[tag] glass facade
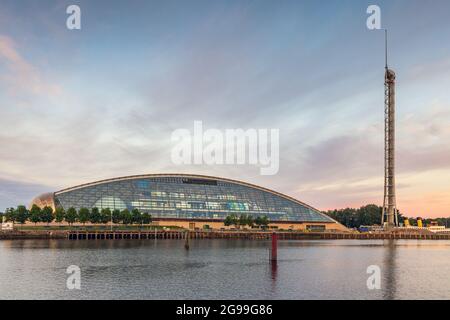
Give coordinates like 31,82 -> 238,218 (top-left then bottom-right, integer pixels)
54,176 -> 333,222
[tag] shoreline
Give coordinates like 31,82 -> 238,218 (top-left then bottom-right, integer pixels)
2,229 -> 450,240
0,230 -> 67,240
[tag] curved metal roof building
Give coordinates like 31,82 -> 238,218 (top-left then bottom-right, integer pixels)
31,174 -> 344,229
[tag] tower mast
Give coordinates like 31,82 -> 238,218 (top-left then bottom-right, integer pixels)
382,29 -> 398,227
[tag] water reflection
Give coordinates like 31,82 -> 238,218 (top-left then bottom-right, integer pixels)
270,260 -> 277,281
1,239 -> 449,299
382,240 -> 397,300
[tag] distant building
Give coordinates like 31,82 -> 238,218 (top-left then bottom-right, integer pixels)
359,225 -> 384,233
1,215 -> 14,231
30,174 -> 347,231
427,225 -> 450,233
398,220 -> 450,234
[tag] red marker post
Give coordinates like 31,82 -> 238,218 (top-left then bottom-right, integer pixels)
270,232 -> 278,262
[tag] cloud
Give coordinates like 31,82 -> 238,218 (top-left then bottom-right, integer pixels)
0,178 -> 53,211
0,34 -> 61,98
0,1 -> 449,218
406,57 -> 450,83
276,103 -> 450,216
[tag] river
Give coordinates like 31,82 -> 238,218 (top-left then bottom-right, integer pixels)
0,239 -> 449,299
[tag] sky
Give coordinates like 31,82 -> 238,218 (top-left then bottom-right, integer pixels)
0,0 -> 449,218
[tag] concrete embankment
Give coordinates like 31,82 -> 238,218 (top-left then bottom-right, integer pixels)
0,230 -> 67,240
61,230 -> 450,240
2,230 -> 450,240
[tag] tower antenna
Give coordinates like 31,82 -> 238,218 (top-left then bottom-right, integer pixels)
385,29 -> 388,69
381,28 -> 398,228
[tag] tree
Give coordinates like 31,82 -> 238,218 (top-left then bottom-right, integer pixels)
324,205 -> 429,228
112,209 -> 122,224
121,209 -> 132,225
246,214 -> 254,227
324,205 -> 385,228
90,207 -> 101,224
255,215 -> 269,229
14,205 -> 29,224
436,218 -> 450,228
41,206 -> 54,225
224,214 -> 238,227
55,207 -> 65,224
78,207 -> 90,225
29,204 -> 42,225
100,208 -> 111,224
142,212 -> 152,225
223,214 -> 255,228
355,205 -> 381,226
65,207 -> 78,225
131,208 -> 142,225
239,214 -> 253,228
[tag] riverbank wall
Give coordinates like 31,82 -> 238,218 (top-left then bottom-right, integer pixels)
2,229 -> 450,240
0,230 -> 67,240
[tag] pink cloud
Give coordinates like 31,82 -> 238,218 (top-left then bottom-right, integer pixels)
0,34 -> 62,97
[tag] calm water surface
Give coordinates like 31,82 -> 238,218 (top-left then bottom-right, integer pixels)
0,239 -> 449,299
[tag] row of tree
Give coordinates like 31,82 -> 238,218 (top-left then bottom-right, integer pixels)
2,205 -> 152,225
223,214 -> 269,228
3,204 -> 447,229
324,205 -> 387,228
323,204 -> 450,228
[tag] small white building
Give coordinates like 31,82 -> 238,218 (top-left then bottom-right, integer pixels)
427,225 -> 450,233
1,216 -> 14,231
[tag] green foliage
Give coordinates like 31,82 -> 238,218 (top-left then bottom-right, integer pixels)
55,207 -> 65,223
141,212 -> 152,225
78,207 -> 90,224
254,215 -> 269,228
324,204 -> 406,228
223,214 -> 268,228
65,207 -> 78,225
131,208 -> 142,224
29,204 -> 41,224
100,208 -> 111,224
224,214 -> 238,226
121,209 -> 132,225
14,205 -> 29,224
40,206 -> 54,225
8,201 -> 450,230
89,207 -> 101,224
112,209 -> 122,224
239,214 -> 254,227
